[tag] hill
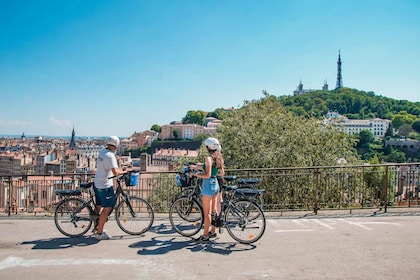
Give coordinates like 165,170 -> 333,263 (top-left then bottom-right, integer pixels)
278,87 -> 420,120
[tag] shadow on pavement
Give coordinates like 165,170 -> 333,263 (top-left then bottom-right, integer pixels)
129,235 -> 255,256
148,223 -> 176,235
18,236 -> 99,250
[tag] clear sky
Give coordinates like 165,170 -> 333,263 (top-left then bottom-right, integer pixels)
1,0 -> 419,137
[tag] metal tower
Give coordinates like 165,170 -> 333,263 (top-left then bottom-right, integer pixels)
335,50 -> 343,90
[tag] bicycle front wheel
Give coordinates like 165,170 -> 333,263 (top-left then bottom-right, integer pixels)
115,196 -> 154,235
225,199 -> 266,244
169,196 -> 203,237
54,197 -> 93,237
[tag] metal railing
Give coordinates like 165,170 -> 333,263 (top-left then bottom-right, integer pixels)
1,163 -> 419,216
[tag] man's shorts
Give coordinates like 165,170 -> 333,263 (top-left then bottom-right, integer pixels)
201,177 -> 219,196
94,186 -> 116,208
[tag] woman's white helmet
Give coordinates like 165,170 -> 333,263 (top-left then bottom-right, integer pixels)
106,136 -> 120,148
204,137 -> 221,151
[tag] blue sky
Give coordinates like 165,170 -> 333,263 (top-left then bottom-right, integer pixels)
1,0 -> 419,137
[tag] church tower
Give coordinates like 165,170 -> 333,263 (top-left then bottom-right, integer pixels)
335,50 -> 343,90
322,79 -> 328,91
69,127 -> 76,150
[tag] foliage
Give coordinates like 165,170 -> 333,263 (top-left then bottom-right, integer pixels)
147,174 -> 179,212
194,133 -> 210,142
392,111 -> 417,129
207,108 -> 227,120
278,88 -> 420,120
150,124 -> 161,133
217,94 -> 360,169
412,120 -> 420,134
172,129 -> 179,139
384,148 -> 406,163
398,124 -> 413,139
357,130 -> 374,147
277,88 -> 420,162
128,146 -> 150,157
182,110 -> 206,125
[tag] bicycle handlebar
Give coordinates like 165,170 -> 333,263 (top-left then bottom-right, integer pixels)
108,172 -> 130,180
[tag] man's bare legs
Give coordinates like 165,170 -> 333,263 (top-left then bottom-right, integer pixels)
95,206 -> 112,234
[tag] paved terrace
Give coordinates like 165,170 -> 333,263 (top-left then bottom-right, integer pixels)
1,209 -> 420,280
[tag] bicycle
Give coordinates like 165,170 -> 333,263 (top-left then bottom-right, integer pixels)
54,172 -> 154,238
169,172 -> 266,244
225,176 -> 265,209
174,163 -> 264,207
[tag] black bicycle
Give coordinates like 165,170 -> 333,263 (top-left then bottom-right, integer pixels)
174,163 -> 264,207
54,172 -> 154,237
169,171 -> 266,244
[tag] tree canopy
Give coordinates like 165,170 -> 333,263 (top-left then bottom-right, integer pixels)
278,88 -> 420,121
182,110 -> 206,125
217,94 -> 360,169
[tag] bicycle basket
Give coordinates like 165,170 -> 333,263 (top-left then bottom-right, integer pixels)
176,173 -> 190,187
125,172 -> 139,186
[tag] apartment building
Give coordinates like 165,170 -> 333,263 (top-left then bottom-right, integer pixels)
152,148 -> 199,166
160,121 -> 218,140
324,111 -> 391,138
0,153 -> 29,175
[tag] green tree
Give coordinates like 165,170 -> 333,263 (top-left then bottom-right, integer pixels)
358,130 -> 374,147
385,122 -> 394,137
194,133 -> 210,142
173,129 -> 180,139
182,110 -> 206,125
391,111 -> 417,129
218,94 -> 360,169
385,149 -> 406,163
150,124 -> 161,133
412,120 -> 420,134
207,108 -> 226,119
398,124 -> 413,139
278,88 -> 420,122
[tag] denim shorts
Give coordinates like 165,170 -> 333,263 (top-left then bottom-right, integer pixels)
201,177 -> 219,196
94,186 -> 116,208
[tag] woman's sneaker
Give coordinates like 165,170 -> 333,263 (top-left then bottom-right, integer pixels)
94,232 -> 110,240
208,232 -> 217,238
195,235 -> 209,243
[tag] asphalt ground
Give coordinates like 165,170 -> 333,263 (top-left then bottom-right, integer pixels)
1,210 -> 420,280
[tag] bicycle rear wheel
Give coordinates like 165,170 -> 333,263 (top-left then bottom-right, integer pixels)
169,196 -> 203,237
225,199 -> 266,244
115,196 -> 154,235
54,197 -> 93,237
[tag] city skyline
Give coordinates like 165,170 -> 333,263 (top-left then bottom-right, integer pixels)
1,0 -> 419,137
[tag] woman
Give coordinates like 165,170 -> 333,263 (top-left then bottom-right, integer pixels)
190,137 -> 225,243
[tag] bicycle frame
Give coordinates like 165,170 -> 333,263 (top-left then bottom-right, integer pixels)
54,172 -> 155,237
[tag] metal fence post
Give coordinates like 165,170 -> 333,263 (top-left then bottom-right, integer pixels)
7,176 -> 12,216
383,165 -> 389,213
313,169 -> 320,215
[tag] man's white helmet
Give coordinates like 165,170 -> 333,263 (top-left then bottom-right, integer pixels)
204,137 -> 221,151
106,136 -> 120,148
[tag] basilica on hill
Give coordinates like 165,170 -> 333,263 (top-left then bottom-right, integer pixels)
293,50 -> 343,96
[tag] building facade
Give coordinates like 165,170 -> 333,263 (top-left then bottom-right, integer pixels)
323,111 -> 391,138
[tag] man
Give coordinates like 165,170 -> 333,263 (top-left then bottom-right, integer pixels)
93,135 -> 121,240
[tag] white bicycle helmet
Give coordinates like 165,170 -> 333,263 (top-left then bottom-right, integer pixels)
106,136 -> 120,148
204,137 -> 221,151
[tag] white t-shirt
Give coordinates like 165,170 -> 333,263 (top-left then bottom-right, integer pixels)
94,148 -> 118,189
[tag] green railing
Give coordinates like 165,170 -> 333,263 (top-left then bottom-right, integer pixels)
1,163 -> 419,216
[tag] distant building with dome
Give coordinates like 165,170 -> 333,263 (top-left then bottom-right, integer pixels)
293,51 -> 343,96
293,80 -> 329,96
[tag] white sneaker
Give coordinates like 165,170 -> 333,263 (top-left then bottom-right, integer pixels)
94,232 -> 110,240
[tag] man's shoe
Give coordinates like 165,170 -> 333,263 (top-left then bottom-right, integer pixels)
195,235 -> 209,243
94,232 -> 110,240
